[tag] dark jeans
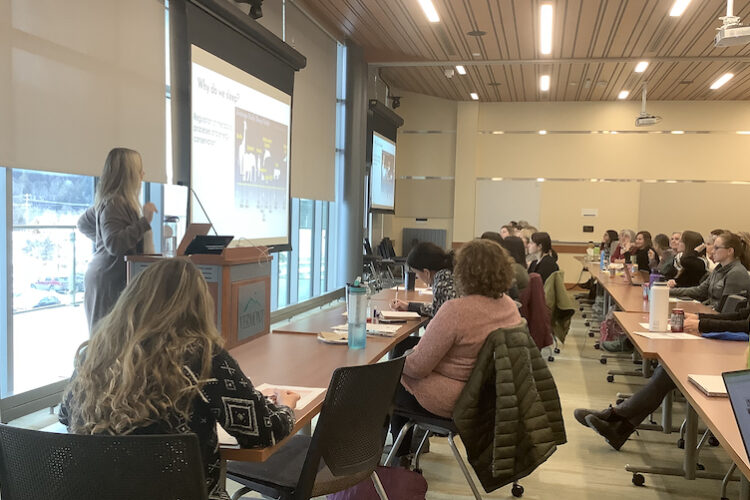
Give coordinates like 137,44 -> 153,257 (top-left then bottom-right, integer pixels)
389,383 -> 441,457
615,365 -> 676,426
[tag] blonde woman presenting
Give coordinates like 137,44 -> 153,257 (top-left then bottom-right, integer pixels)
77,148 -> 157,332
59,259 -> 298,500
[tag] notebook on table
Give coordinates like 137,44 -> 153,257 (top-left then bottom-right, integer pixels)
688,374 -> 728,397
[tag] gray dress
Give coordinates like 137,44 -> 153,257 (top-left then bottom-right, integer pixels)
78,197 -> 151,332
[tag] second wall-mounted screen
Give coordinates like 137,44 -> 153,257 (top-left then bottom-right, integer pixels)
370,131 -> 396,211
190,45 -> 291,246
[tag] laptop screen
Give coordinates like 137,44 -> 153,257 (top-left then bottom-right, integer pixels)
723,369 -> 750,459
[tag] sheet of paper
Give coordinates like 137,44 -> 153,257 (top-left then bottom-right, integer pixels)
331,323 -> 401,334
632,331 -> 702,340
688,374 -> 728,397
639,322 -> 672,331
380,310 -> 421,320
669,297 -> 700,304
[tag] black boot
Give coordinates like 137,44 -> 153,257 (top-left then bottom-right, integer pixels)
573,406 -> 617,427
585,413 -> 637,451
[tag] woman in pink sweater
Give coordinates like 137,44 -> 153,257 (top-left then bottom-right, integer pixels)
390,238 -> 523,458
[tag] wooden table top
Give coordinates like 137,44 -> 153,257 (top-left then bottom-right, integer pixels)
222,286 -> 429,462
613,310 -> 750,480
659,340 -> 750,481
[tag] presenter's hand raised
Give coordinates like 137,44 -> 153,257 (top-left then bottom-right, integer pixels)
143,202 -> 158,223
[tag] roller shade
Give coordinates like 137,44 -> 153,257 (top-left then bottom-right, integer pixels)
0,0 -> 166,182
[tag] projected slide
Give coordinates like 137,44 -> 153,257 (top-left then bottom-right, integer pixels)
371,132 -> 396,211
191,45 -> 291,246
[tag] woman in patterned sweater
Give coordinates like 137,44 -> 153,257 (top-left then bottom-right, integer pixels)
59,259 -> 297,500
390,241 -> 457,317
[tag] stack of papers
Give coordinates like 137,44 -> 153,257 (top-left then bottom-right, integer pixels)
380,310 -> 421,320
632,331 -> 702,340
331,323 -> 402,336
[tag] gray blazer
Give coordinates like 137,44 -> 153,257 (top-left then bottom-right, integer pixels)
670,259 -> 750,310
78,197 -> 150,332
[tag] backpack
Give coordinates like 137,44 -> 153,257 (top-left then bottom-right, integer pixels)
327,466 -> 427,500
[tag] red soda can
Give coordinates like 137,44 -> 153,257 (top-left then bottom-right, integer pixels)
671,309 -> 684,332
642,283 -> 649,301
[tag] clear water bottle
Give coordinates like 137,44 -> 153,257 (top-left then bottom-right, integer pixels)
600,247 -> 607,270
347,283 -> 367,350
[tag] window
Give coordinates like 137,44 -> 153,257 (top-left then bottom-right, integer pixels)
8,170 -> 95,396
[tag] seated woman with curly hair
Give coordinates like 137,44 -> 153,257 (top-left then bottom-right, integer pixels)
59,259 -> 297,500
389,238 -> 522,460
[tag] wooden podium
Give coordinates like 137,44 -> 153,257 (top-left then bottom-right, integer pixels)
126,246 -> 273,350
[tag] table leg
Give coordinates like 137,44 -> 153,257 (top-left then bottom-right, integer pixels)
683,403 -> 698,480
662,390 -> 673,435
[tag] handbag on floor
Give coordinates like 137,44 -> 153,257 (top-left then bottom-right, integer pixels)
326,466 -> 427,500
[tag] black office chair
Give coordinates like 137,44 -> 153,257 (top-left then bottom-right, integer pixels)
384,410 -> 525,499
0,425 -> 207,500
227,356 -> 406,500
718,293 -> 748,314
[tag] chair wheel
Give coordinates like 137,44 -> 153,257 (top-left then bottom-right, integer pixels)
582,313 -> 587,318
588,331 -> 595,337
585,321 -> 590,327
632,473 -> 645,486
511,483 -> 524,497
547,356 -> 555,362
594,343 -> 601,350
600,357 -> 607,364
709,436 -> 720,447
607,375 -> 614,383
696,462 -> 705,471
616,398 -> 624,405
554,348 -> 560,354
677,438 -> 685,449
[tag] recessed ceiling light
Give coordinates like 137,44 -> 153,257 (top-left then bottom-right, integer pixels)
634,61 -> 649,73
618,90 -> 630,99
569,82 -> 578,86
537,177 -> 546,182
710,73 -> 734,89
470,92 -> 479,100
538,130 -> 547,135
737,131 -> 750,135
671,130 -> 685,134
492,131 -> 505,135
418,0 -> 440,22
467,30 -> 486,37
455,65 -> 467,75
540,4 -> 553,55
472,52 -> 481,57
540,75 -> 550,91
669,0 -> 691,17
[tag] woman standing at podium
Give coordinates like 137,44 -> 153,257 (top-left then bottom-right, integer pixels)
77,148 -> 157,332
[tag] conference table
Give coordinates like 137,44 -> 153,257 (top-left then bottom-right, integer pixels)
614,310 -> 750,498
221,287 -> 429,462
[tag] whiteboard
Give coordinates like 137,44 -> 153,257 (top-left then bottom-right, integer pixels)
475,179 -> 541,235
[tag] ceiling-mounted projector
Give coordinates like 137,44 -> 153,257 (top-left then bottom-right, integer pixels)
634,83 -> 662,127
714,1 -> 749,47
715,25 -> 750,46
635,114 -> 660,127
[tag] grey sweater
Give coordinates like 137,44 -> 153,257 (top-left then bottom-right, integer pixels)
78,197 -> 150,332
670,259 -> 750,310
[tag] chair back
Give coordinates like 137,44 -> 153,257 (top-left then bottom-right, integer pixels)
363,238 -> 375,257
295,357 -> 406,496
0,425 -> 207,500
720,293 -> 748,313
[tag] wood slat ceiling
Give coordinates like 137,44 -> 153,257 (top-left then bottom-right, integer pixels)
293,0 -> 750,101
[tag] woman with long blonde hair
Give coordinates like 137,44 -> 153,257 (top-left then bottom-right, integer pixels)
77,147 -> 157,331
60,259 -> 298,500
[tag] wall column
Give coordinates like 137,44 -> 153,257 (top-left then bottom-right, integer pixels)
452,102 -> 479,244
